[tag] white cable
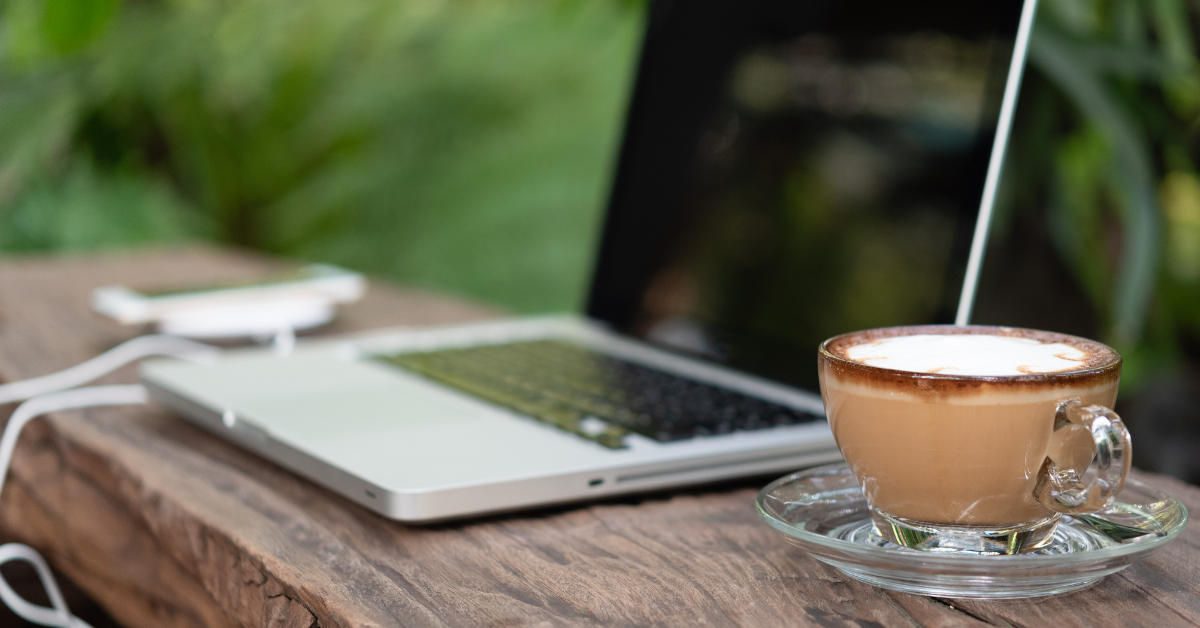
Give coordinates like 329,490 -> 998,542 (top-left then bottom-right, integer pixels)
954,0 -> 1041,325
0,334 -> 220,627
0,544 -> 91,628
272,325 -> 296,357
0,335 -> 217,405
253,325 -> 297,357
0,385 -> 148,628
0,386 -> 147,493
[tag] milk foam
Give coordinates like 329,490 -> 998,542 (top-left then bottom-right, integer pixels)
844,334 -> 1088,376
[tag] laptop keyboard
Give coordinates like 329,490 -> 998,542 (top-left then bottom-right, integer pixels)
375,339 -> 820,449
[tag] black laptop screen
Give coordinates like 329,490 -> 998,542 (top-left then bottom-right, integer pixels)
587,0 -> 1026,392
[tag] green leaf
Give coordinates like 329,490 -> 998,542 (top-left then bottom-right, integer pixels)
1151,0 -> 1196,71
41,0 -> 120,55
0,72 -> 80,203
0,158 -> 208,252
1030,25 -> 1163,347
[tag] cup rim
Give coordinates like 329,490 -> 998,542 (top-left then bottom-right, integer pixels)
818,324 -> 1122,385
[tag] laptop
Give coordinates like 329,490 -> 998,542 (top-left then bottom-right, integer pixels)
142,0 -> 1035,521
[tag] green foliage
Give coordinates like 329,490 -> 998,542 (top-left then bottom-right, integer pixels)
43,0 -> 120,54
1003,0 -> 1200,390
0,0 -> 641,312
0,157 -> 200,249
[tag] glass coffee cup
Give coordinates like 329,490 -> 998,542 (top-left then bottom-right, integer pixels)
818,325 -> 1130,555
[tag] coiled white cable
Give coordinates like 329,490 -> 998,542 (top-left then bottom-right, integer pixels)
0,544 -> 89,628
0,335 -> 221,627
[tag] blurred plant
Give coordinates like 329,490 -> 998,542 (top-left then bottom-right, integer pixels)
4,0 -> 1198,369
0,0 -> 642,312
997,0 -> 1200,391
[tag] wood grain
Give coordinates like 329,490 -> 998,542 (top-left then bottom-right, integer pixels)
0,247 -> 1196,628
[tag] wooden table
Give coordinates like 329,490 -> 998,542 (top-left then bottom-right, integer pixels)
0,248 -> 1196,628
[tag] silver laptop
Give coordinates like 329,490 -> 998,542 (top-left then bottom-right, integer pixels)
142,0 -> 1036,521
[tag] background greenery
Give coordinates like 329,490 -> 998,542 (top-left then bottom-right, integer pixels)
0,0 -> 642,312
983,0 -> 1200,480
0,0 -> 1198,476
997,0 -> 1200,390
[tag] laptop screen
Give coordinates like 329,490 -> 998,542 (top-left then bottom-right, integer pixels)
588,0 -> 1027,392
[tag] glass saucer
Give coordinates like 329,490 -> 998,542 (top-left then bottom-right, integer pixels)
756,463 -> 1189,599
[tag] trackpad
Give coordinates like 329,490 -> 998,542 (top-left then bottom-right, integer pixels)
237,378 -> 477,441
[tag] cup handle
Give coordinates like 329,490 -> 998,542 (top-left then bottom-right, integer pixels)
1033,398 -> 1132,515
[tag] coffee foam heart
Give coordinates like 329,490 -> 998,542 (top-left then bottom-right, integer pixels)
844,334 -> 1091,377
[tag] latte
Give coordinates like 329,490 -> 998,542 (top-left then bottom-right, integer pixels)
843,333 -> 1099,376
819,325 -> 1122,528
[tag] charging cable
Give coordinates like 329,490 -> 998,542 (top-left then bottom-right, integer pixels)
0,335 -> 222,627
0,543 -> 89,628
0,335 -> 218,406
0,386 -> 148,628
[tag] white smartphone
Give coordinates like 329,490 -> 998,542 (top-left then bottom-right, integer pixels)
92,263 -> 365,338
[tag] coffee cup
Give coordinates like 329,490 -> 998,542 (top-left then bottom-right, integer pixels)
818,325 -> 1130,554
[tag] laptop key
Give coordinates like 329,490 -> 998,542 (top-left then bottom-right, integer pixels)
375,340 -> 819,449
